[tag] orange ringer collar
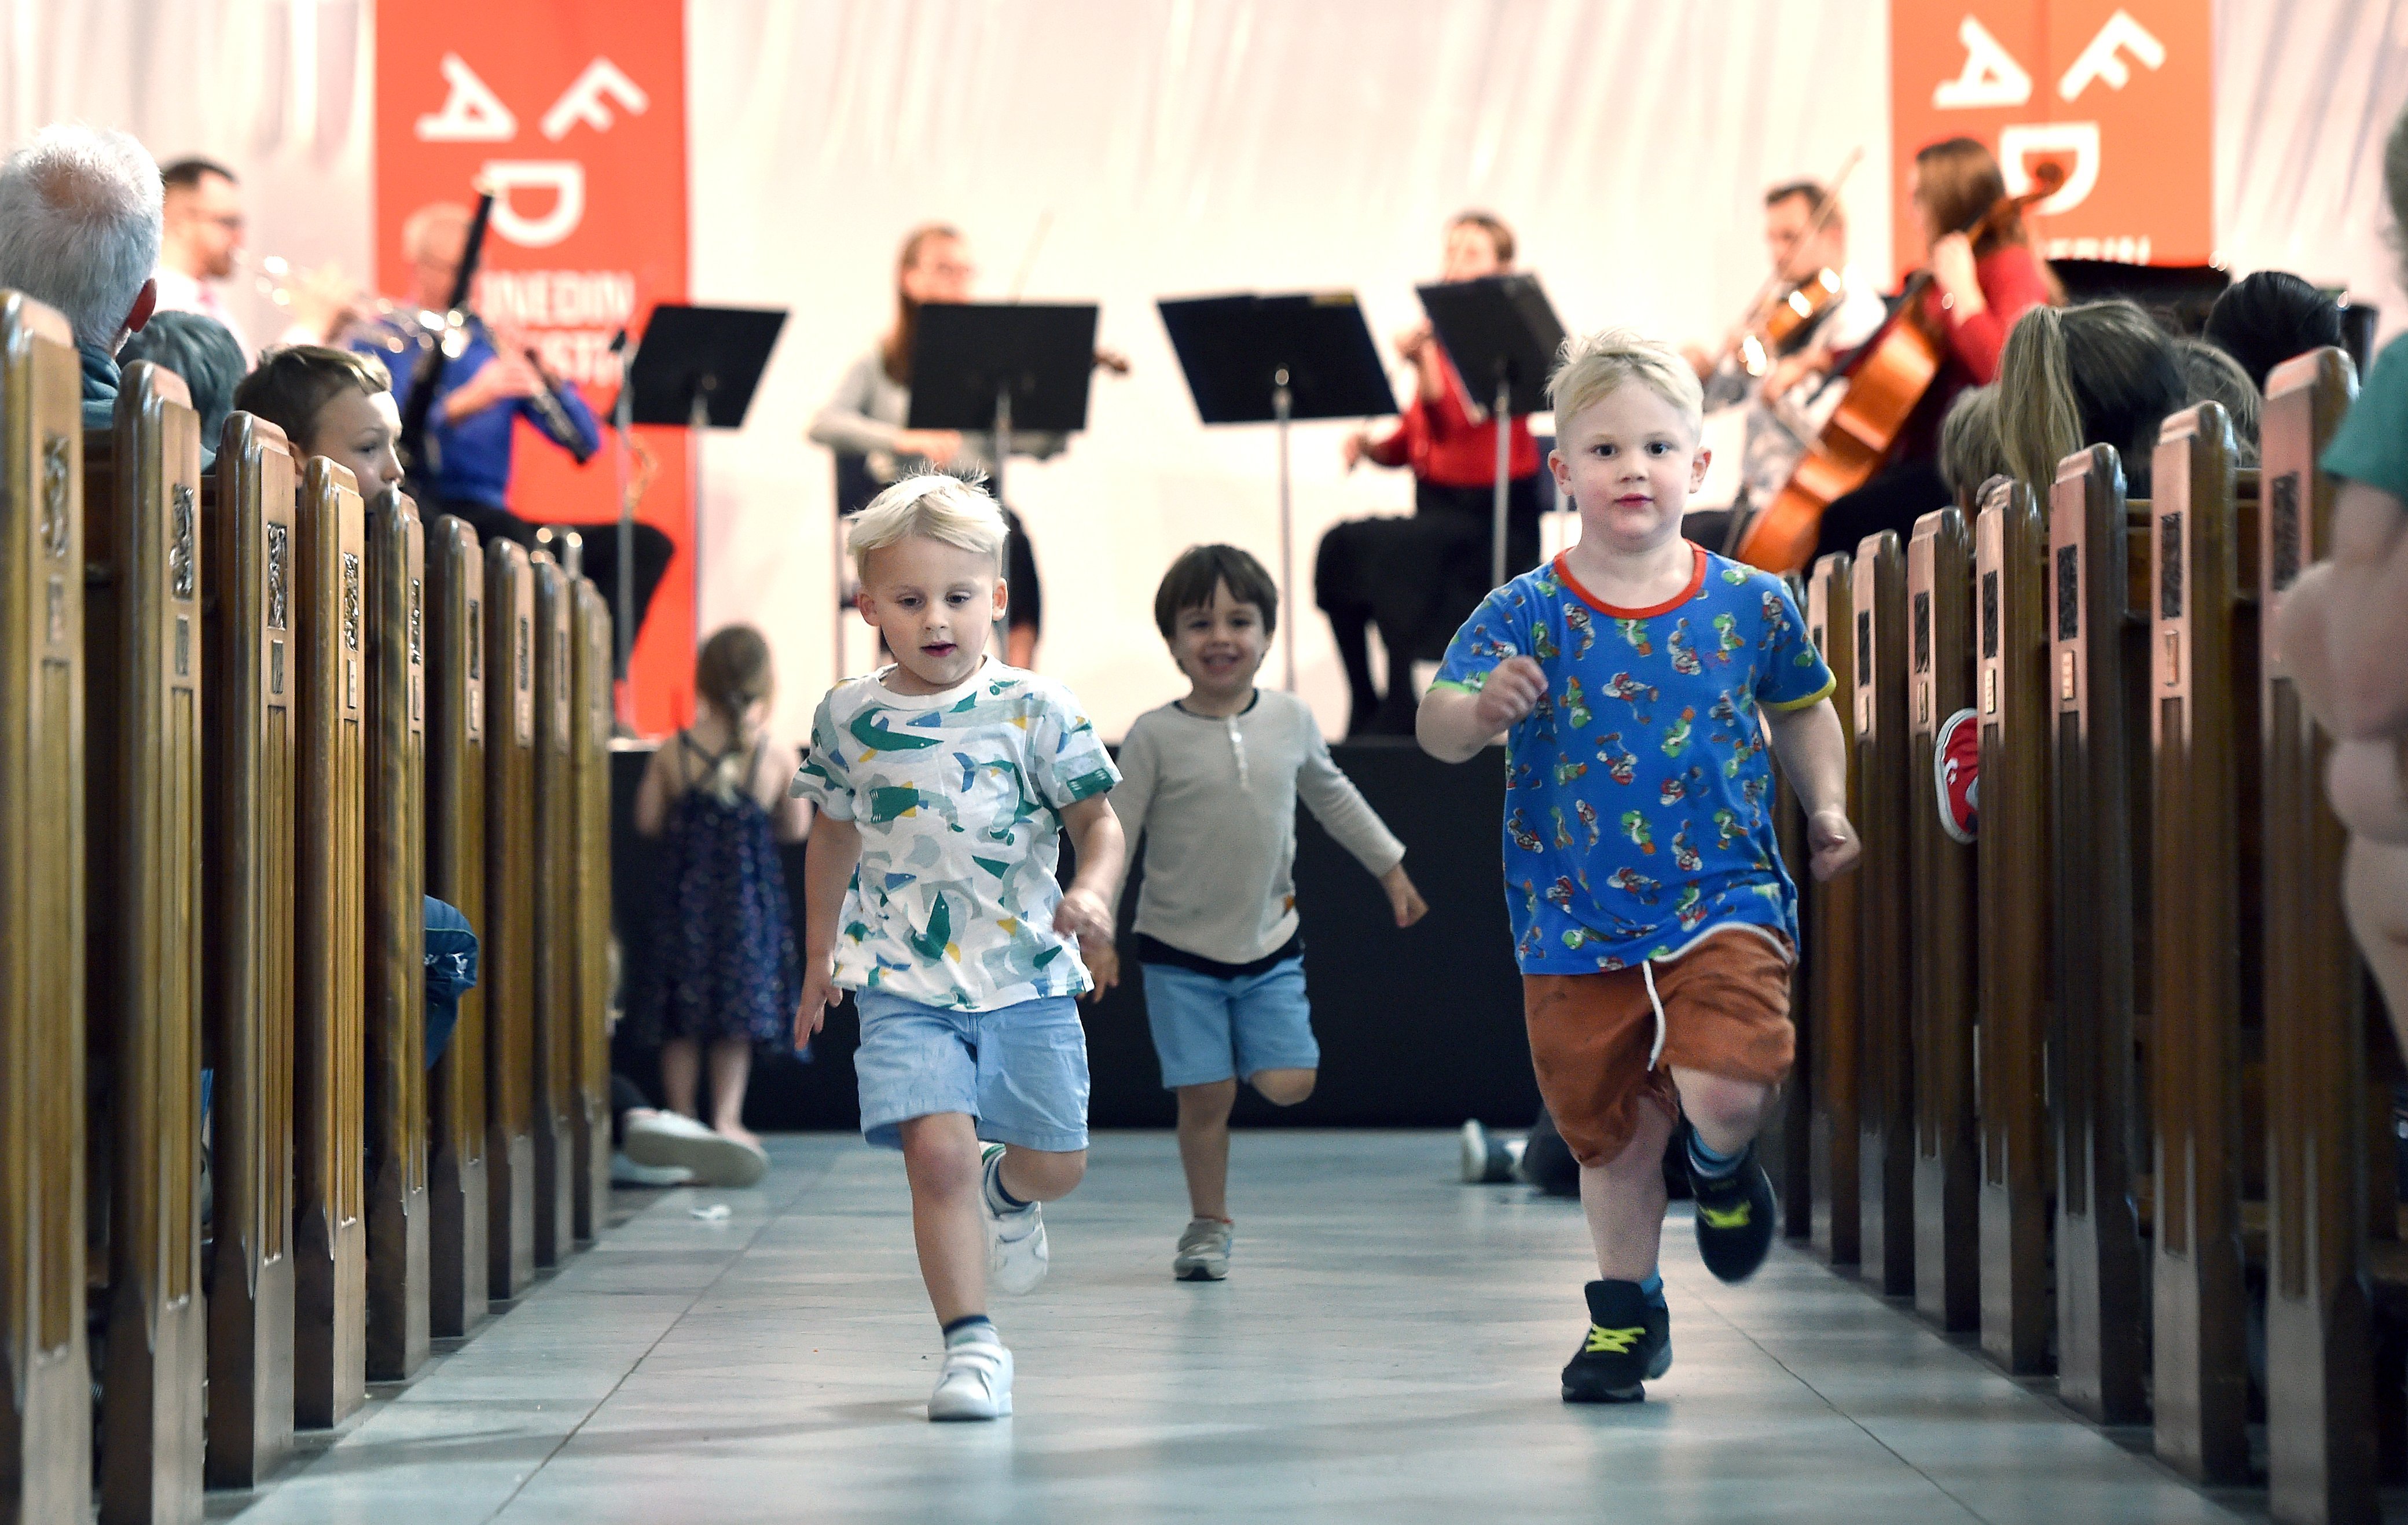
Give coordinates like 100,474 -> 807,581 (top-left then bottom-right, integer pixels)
1552,544 -> 1708,620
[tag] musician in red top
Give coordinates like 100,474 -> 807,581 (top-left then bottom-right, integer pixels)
1808,138 -> 2054,561
1316,211 -> 1544,736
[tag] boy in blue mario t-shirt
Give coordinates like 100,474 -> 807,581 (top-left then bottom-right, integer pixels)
1420,328 -> 1860,1405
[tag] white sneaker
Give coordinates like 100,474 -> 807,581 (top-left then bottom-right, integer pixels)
1173,1217 -> 1231,1281
610,1150 -> 693,1187
982,1145 -> 1049,1295
927,1332 -> 1014,1421
623,1111 -> 768,1188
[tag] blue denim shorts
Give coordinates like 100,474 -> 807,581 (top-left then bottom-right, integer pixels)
1141,957 -> 1320,1089
852,990 -> 1091,1153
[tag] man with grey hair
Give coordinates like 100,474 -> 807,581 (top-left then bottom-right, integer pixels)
0,123 -> 163,428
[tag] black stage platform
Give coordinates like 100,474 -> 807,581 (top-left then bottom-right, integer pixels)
609,738 -> 1537,1131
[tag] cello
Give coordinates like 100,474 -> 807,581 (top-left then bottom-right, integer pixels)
1731,161 -> 2062,574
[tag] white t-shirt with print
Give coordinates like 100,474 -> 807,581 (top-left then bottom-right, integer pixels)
792,658 -> 1121,1012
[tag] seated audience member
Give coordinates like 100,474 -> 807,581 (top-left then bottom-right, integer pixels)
1936,384 -> 2009,510
0,124 -> 163,428
423,895 -> 479,1071
2173,336 -> 2263,464
2205,269 -> 2347,392
230,344 -> 404,497
1995,299 -> 2187,501
119,308 -> 244,443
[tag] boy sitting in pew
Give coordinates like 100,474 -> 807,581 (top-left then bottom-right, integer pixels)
2278,104 -> 2408,1045
1418,329 -> 1859,1404
229,344 -> 405,498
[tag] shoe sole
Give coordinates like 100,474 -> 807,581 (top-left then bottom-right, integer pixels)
1460,1122 -> 1489,1183
624,1125 -> 768,1188
1561,1341 -> 1674,1405
1173,1262 -> 1227,1281
928,1396 -> 1014,1421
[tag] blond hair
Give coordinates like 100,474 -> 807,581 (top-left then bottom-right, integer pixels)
847,472 -> 1008,582
1546,328 -> 1704,439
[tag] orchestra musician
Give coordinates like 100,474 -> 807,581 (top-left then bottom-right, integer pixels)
354,201 -> 677,646
1317,211 -> 1543,737
1804,137 -> 2053,561
809,222 -> 1055,668
1680,179 -> 1888,550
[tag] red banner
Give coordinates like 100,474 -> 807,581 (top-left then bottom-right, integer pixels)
1890,1 -> 2214,273
373,1 -> 693,731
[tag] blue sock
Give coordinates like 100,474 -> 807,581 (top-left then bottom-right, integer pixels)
1638,1271 -> 1666,1309
1687,1130 -> 1745,1181
942,1314 -> 994,1346
984,1151 -> 1029,1212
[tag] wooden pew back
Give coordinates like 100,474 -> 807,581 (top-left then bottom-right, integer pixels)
484,540 -> 537,1299
1907,506 -> 1978,1332
530,556 -> 576,1261
1805,552 -> 1861,1268
84,361 -> 206,1524
0,292 -> 90,1523
1850,531 -> 1914,1297
291,457 -> 366,1429
425,516 -> 489,1335
199,413 -> 297,1487
364,490 -> 428,1381
1974,474 -> 2053,1376
571,579 -> 614,1241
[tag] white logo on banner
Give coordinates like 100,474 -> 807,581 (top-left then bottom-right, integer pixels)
482,161 -> 586,247
1999,122 -> 2102,214
416,53 -> 517,142
2058,10 -> 2167,101
542,57 -> 650,141
1933,16 -> 2033,108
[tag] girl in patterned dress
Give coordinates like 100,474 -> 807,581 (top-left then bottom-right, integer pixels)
634,625 -> 812,1160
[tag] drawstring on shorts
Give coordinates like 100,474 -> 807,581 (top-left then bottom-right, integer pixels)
1642,958 -> 1667,1071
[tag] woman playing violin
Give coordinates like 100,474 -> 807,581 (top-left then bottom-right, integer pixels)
1807,137 -> 2054,562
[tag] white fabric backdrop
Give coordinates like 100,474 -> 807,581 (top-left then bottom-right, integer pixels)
8,0 -> 2407,741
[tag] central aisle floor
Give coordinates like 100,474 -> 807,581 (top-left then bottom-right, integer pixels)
223,1132 -> 2244,1525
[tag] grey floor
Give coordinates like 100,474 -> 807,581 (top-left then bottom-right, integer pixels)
218,1132 -> 2249,1525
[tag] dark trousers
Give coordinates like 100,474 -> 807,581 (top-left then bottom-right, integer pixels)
441,501 -> 676,652
1316,474 -> 1543,737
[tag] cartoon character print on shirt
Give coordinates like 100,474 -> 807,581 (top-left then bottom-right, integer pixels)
1432,548 -> 1835,973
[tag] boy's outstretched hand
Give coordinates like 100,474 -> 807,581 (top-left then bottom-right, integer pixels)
1055,886 -> 1115,947
795,961 -> 839,1050
1475,656 -> 1548,732
1083,939 -> 1119,1004
1381,862 -> 1430,928
1806,807 -> 1862,881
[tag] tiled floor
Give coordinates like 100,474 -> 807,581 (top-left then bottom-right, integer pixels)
218,1132 -> 2247,1524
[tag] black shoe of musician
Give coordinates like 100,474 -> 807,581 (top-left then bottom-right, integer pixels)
1689,1142 -> 1777,1283
1562,1279 -> 1672,1403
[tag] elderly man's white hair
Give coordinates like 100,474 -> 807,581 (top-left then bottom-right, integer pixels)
0,124 -> 163,353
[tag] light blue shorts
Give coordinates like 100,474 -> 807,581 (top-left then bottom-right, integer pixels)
1141,957 -> 1320,1090
852,990 -> 1091,1153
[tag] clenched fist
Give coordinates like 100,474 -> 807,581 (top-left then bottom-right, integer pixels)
1475,656 -> 1549,733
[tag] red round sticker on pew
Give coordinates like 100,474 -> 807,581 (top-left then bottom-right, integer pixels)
1936,708 -> 1979,844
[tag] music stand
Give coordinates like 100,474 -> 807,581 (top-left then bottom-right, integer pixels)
906,302 -> 1100,506
1416,273 -> 1566,587
615,303 -> 787,682
1159,291 -> 1395,689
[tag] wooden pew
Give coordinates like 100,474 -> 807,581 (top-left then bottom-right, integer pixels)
364,490 -> 428,1381
2149,400 -> 2256,1483
84,361 -> 206,1524
1805,552 -> 1861,1269
199,414 -> 297,1487
424,516 -> 490,1336
0,292 -> 92,1524
570,578 -> 615,1240
484,540 -> 538,1299
1772,765 -> 1814,1240
530,555 -> 577,1262
1851,531 -> 1915,1297
1907,506 -> 1979,1332
2047,443 -> 2152,1425
292,457 -> 366,1429
2258,348 -> 2377,1523
1973,475 -> 2053,1376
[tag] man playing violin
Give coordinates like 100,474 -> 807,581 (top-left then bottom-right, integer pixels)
1683,181 -> 1888,526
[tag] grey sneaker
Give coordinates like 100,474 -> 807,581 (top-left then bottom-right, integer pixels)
982,1145 -> 1049,1295
1173,1217 -> 1232,1281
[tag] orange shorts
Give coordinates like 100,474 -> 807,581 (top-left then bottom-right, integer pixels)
1523,927 -> 1796,1167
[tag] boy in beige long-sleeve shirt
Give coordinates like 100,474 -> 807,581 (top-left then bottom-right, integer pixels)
1096,545 -> 1428,1281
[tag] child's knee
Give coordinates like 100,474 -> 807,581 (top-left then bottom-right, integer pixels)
899,1124 -> 981,1200
1176,1079 -> 1239,1125
1249,1068 -> 1317,1107
1672,1069 -> 1770,1137
1007,1146 -> 1086,1198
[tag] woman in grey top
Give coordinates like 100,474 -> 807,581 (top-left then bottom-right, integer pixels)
809,223 -> 1058,667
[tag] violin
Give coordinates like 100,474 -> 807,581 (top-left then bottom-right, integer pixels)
1710,149 -> 1861,379
1731,161 -> 2063,575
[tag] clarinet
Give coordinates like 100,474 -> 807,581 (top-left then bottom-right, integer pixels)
517,340 -> 596,464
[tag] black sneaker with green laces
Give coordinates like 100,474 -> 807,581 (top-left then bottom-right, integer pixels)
1560,1279 -> 1672,1403
1689,1140 -> 1776,1283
